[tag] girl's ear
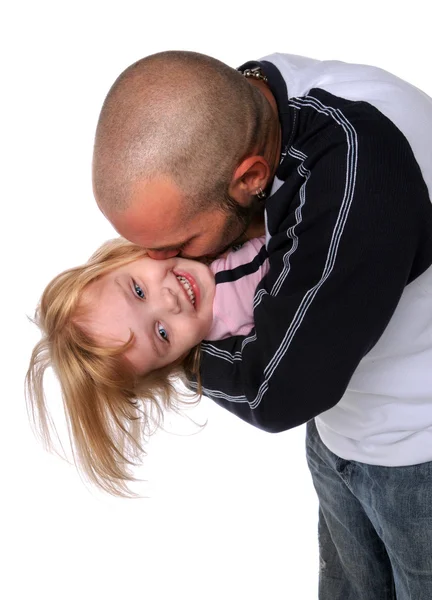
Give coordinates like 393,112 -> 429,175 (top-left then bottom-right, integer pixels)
174,349 -> 195,368
172,345 -> 201,375
185,344 -> 201,375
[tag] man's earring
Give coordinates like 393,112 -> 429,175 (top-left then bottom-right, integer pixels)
256,187 -> 267,200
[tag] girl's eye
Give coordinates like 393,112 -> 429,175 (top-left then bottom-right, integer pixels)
133,280 -> 145,299
157,323 -> 169,343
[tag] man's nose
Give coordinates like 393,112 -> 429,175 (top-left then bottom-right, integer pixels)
146,248 -> 179,260
160,287 -> 181,313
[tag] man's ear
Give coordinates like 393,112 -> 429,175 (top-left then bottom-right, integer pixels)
229,155 -> 271,206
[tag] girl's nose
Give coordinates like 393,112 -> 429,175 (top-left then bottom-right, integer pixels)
160,287 -> 180,313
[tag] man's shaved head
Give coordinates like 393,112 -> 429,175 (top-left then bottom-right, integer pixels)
92,50 -> 275,219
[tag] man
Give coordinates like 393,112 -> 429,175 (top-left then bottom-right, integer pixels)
93,51 -> 432,598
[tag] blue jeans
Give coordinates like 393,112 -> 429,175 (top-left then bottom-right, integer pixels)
306,419 -> 432,599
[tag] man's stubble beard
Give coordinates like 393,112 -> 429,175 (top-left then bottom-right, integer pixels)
181,191 -> 263,264
218,191 -> 262,252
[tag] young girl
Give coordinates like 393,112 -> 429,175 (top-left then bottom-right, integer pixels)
26,236 -> 268,498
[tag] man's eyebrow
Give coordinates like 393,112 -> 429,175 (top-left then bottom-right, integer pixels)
148,234 -> 199,253
114,276 -> 164,359
147,241 -> 187,252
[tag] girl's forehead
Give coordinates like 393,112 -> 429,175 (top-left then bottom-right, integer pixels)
79,272 -> 123,323
79,277 -> 132,340
82,273 -> 111,304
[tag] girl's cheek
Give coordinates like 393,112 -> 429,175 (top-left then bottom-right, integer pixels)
202,315 -> 213,339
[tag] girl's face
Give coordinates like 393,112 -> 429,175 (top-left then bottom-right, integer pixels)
82,256 -> 215,373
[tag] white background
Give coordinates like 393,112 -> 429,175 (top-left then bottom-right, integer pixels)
2,2 -> 431,599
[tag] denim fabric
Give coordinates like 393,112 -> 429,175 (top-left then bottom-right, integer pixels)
306,419 -> 432,599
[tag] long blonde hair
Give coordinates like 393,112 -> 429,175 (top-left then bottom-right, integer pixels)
25,238 -> 202,498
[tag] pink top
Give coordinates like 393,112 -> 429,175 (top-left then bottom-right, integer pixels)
206,236 -> 269,340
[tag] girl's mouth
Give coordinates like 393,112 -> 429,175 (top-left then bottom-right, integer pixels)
175,272 -> 198,307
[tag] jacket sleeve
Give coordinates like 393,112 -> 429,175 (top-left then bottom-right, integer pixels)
196,119 -> 432,433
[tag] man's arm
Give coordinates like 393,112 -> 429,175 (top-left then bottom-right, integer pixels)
196,117 -> 432,432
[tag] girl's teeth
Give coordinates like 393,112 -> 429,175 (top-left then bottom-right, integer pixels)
176,275 -> 196,305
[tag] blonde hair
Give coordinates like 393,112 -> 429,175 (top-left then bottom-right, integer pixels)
25,238 -> 202,498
